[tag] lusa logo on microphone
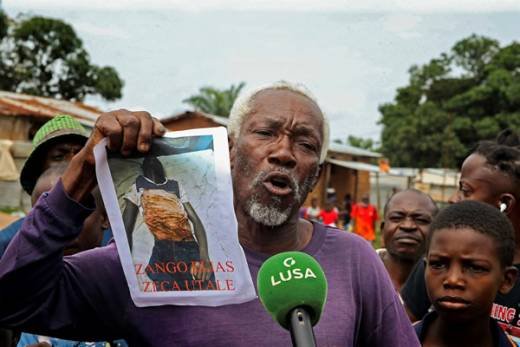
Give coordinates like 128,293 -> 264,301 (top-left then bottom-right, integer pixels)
270,256 -> 317,287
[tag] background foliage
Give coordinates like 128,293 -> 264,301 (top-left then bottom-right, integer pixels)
379,34 -> 520,168
0,14 -> 123,101
183,82 -> 245,117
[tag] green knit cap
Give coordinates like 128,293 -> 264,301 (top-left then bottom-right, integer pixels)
32,115 -> 87,147
20,114 -> 89,194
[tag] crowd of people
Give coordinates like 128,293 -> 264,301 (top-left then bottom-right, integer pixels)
0,81 -> 518,347
301,192 -> 379,243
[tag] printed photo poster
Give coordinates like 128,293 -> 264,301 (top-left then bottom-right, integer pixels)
94,127 -> 256,307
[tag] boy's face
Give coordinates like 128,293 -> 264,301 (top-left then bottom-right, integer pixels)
425,228 -> 516,322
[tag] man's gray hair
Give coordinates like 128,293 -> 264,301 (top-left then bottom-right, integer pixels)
228,81 -> 330,163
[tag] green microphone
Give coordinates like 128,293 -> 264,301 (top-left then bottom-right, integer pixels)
257,251 -> 328,347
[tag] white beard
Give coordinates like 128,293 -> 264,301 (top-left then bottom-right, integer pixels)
246,196 -> 292,227
244,167 -> 317,227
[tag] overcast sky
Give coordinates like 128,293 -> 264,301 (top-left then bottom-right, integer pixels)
3,1 -> 520,142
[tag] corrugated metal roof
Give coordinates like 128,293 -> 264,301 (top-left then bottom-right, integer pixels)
0,91 -> 101,127
327,158 -> 380,172
327,142 -> 381,158
326,157 -> 404,175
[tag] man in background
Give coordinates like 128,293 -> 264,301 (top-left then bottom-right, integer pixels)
0,115 -> 88,347
377,189 -> 438,292
0,115 -> 88,256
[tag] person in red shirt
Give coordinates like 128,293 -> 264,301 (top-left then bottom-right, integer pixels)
351,194 -> 378,242
320,202 -> 339,227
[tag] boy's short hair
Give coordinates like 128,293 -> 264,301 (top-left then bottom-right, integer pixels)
426,200 -> 515,267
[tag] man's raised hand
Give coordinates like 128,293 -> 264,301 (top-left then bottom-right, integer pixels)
62,110 -> 166,202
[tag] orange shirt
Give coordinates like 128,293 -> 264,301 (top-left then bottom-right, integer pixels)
351,204 -> 378,241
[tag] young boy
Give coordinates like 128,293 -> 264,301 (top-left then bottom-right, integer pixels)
415,200 -> 518,347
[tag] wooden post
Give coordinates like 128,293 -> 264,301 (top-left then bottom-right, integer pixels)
375,172 -> 381,213
323,163 -> 331,205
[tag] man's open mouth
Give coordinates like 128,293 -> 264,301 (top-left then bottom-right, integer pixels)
262,172 -> 294,196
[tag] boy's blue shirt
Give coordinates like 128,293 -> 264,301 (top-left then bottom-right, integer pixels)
414,311 -> 518,347
0,218 -> 25,256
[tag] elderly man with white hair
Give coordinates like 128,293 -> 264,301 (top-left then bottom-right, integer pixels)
0,82 -> 419,346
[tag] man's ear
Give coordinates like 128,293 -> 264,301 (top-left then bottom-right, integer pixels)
499,266 -> 518,295
380,221 -> 385,232
499,193 -> 516,215
228,136 -> 235,169
311,164 -> 323,188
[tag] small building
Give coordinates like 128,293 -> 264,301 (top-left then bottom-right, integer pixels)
161,111 -> 228,131
0,91 -> 99,141
414,168 -> 459,204
0,91 -> 101,211
305,142 -> 382,209
369,167 -> 460,210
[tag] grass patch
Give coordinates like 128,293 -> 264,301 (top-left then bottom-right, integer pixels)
0,207 -> 24,214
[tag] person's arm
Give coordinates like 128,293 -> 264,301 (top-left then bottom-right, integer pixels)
184,202 -> 212,281
0,182 -> 127,340
0,110 -> 165,340
62,110 -> 165,204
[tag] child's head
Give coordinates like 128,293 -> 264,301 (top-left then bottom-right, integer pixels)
425,200 -> 517,322
450,129 -> 520,234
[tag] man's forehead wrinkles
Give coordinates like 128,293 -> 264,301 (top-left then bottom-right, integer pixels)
248,115 -> 320,129
250,98 -> 322,118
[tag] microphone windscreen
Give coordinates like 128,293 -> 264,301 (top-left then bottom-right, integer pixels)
257,251 -> 327,329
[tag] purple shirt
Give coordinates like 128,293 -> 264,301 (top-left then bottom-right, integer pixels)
0,181 -> 419,346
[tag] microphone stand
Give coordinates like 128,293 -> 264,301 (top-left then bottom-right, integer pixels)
289,307 -> 317,347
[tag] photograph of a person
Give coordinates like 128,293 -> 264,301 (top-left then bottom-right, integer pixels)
109,135 -> 216,292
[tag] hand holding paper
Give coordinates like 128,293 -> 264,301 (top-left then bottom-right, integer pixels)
63,110 -> 166,203
94,129 -> 256,306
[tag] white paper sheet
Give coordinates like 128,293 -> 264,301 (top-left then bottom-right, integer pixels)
94,127 -> 256,307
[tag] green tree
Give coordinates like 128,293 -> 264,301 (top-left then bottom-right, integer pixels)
379,34 -> 520,168
0,11 -> 7,40
0,15 -> 123,101
183,82 -> 245,117
346,135 -> 375,151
